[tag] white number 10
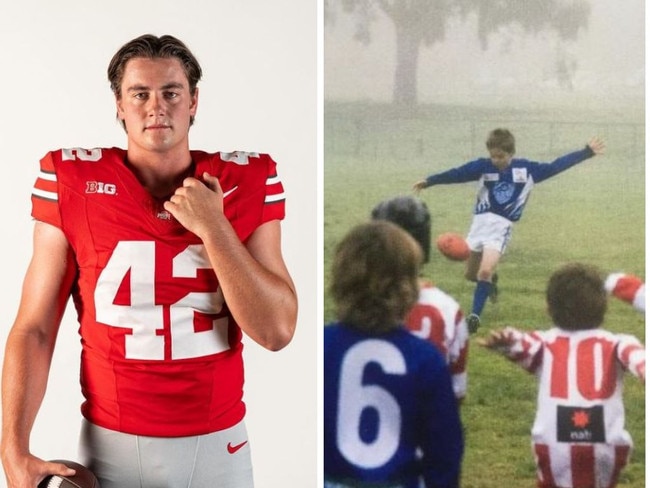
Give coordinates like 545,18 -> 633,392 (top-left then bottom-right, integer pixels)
94,241 -> 229,360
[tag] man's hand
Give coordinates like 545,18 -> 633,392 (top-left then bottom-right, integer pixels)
163,172 -> 225,239
2,452 -> 75,488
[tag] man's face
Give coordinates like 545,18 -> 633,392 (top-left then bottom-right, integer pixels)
488,148 -> 513,171
116,57 -> 198,154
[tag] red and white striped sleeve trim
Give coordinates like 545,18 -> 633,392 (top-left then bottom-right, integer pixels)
605,273 -> 645,313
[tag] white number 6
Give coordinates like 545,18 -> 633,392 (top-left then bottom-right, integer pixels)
337,339 -> 406,469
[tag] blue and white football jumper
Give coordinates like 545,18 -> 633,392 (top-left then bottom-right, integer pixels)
424,146 -> 595,222
324,323 -> 463,488
424,146 -> 595,319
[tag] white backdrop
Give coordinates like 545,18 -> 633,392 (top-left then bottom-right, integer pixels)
0,1 -> 318,487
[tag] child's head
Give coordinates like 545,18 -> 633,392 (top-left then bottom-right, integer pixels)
546,263 -> 607,330
370,195 -> 432,263
330,220 -> 423,335
486,128 -> 515,170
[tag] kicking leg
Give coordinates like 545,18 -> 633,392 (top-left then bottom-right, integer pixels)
467,249 -> 501,332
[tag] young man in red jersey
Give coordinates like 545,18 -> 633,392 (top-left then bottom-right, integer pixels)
1,34 -> 297,488
480,263 -> 644,488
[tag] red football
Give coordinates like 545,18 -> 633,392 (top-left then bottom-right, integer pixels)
38,460 -> 100,488
436,232 -> 470,261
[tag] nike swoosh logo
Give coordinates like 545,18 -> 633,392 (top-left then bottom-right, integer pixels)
227,440 -> 248,454
223,186 -> 238,198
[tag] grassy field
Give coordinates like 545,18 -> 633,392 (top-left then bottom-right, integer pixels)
324,101 -> 645,487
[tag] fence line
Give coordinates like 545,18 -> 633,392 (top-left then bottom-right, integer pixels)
325,116 -> 644,162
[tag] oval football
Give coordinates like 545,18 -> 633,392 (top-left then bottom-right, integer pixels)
435,232 -> 470,261
38,460 -> 100,488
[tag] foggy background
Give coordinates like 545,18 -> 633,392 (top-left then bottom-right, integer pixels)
324,0 -> 643,111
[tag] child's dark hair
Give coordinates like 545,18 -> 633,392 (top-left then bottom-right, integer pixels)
486,128 -> 516,154
546,263 -> 607,330
330,221 -> 422,334
370,195 -> 432,263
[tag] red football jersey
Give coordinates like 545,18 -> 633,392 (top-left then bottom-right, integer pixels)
31,147 -> 285,437
404,281 -> 469,400
497,327 -> 645,488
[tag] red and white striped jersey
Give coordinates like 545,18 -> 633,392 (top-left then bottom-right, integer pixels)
31,147 -> 285,437
605,273 -> 645,313
404,281 -> 469,399
496,326 -> 644,488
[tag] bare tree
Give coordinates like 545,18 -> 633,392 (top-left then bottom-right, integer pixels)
331,0 -> 591,106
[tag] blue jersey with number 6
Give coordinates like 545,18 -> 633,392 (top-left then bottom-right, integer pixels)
324,323 -> 463,488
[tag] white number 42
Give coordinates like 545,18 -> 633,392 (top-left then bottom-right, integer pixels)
94,241 -> 229,360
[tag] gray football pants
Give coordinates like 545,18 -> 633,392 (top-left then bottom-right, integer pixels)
79,419 -> 254,488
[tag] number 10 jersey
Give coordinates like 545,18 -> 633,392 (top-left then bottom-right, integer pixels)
31,147 -> 286,437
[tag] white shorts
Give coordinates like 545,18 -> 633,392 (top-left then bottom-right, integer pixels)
79,419 -> 254,488
465,212 -> 513,254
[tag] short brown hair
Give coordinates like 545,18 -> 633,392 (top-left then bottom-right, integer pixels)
107,34 -> 202,97
546,263 -> 607,330
330,221 -> 422,334
486,128 -> 516,154
107,34 -> 202,127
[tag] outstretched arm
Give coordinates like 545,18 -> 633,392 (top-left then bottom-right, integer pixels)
478,327 -> 544,373
532,136 -> 605,183
1,222 -> 77,487
164,173 -> 297,351
477,328 -> 515,352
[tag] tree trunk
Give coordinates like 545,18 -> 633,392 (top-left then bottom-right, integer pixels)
393,24 -> 421,106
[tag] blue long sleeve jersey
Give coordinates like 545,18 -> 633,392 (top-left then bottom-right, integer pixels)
324,324 -> 463,488
424,146 -> 595,222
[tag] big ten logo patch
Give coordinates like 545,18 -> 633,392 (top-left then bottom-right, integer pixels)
86,181 -> 117,195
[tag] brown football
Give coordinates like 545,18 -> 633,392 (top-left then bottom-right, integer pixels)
436,232 -> 470,261
37,460 -> 100,488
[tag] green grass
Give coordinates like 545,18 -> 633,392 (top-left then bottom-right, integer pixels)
324,101 -> 645,487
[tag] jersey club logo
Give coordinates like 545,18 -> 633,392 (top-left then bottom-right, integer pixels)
557,405 -> 605,443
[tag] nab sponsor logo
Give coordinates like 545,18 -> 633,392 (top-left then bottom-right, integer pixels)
86,181 -> 117,195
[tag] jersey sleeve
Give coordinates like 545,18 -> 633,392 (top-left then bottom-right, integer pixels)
616,334 -> 645,381
31,150 -> 62,228
418,351 -> 464,487
448,310 -> 469,400
425,159 -> 486,186
261,154 -> 285,223
605,273 -> 646,313
493,327 -> 545,374
529,146 -> 594,183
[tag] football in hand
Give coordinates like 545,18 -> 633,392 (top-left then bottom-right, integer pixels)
38,460 -> 100,488
436,232 -> 470,261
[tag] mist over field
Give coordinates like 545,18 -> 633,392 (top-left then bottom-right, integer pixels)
325,0 -> 644,113
323,3 -> 645,486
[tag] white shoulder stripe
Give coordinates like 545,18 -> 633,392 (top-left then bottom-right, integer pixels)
266,175 -> 281,186
32,187 -> 58,201
265,192 -> 285,203
38,170 -> 57,182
